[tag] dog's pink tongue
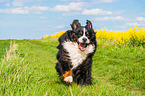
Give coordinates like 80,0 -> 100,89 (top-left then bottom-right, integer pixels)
78,43 -> 86,51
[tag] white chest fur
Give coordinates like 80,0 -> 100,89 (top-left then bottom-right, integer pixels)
62,41 -> 95,70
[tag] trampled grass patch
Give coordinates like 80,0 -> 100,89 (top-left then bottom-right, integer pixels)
0,38 -> 144,95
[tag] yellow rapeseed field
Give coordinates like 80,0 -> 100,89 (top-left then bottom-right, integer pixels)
96,25 -> 145,46
44,25 -> 145,47
48,31 -> 66,38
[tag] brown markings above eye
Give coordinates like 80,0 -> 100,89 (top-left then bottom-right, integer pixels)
80,32 -> 83,34
74,38 -> 76,41
86,32 -> 88,35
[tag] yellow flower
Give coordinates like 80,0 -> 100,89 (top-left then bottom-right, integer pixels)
44,35 -> 48,39
46,25 -> 145,46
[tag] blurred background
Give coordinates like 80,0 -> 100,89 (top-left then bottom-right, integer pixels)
0,0 -> 145,39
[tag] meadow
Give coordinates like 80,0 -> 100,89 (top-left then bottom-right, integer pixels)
0,26 -> 145,95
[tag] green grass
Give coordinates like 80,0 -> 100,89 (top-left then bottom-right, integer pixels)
0,38 -> 145,95
0,40 -> 11,61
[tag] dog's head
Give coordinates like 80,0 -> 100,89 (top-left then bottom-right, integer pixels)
70,20 -> 96,51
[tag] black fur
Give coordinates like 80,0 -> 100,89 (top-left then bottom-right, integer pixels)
55,20 -> 97,85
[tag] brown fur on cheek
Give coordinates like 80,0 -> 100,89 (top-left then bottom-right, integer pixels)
62,69 -> 72,79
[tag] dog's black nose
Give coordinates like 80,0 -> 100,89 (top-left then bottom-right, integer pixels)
82,38 -> 87,42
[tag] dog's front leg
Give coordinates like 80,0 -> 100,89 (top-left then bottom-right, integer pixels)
62,69 -> 73,83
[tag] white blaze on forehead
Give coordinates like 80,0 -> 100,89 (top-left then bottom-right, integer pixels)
78,28 -> 90,44
83,28 -> 85,36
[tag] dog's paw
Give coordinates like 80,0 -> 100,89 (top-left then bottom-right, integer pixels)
64,76 -> 73,83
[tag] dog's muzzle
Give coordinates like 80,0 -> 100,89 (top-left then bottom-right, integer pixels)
78,37 -> 90,51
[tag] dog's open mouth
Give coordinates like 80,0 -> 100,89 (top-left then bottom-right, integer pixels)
78,43 -> 87,51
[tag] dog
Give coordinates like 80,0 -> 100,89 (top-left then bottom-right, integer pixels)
55,20 -> 97,85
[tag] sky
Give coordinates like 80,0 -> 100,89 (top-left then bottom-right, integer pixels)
0,0 -> 145,39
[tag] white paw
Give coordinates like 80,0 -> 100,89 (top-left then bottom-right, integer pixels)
64,76 -> 73,83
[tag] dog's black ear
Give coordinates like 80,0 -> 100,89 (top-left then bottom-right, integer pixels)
86,20 -> 93,29
71,20 -> 81,30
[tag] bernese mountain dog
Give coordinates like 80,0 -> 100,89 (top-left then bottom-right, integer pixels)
55,20 -> 97,86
